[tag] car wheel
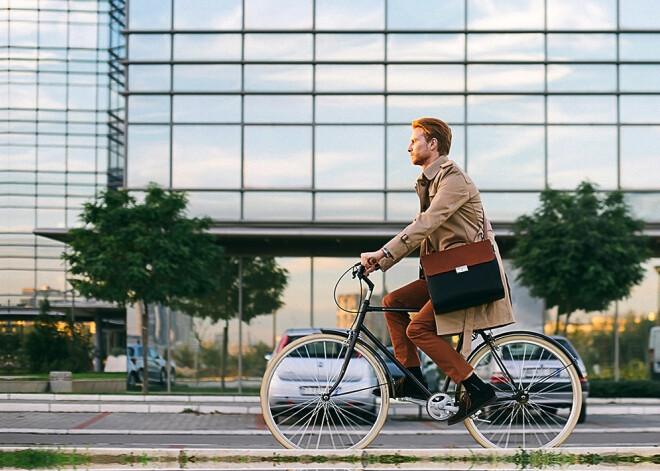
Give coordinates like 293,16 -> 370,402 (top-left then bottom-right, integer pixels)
127,372 -> 139,390
137,369 -> 144,384
577,402 -> 587,424
159,369 -> 166,385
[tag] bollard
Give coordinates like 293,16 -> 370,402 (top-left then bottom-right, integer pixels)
49,371 -> 72,393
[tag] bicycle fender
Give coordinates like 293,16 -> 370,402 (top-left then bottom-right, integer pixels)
469,330 -> 586,379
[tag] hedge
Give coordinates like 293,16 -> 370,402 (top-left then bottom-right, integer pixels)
588,379 -> 660,398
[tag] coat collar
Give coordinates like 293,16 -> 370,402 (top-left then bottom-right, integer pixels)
419,155 -> 452,181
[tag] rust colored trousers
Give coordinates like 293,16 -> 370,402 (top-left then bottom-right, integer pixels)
383,278 -> 473,384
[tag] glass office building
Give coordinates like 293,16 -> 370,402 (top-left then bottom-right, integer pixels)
3,0 -> 659,370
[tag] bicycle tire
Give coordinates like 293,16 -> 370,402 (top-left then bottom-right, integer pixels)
260,333 -> 390,449
464,333 -> 582,448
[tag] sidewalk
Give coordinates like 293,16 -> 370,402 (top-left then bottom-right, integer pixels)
1,393 -> 659,415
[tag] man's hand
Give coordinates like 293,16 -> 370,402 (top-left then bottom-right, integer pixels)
360,249 -> 384,275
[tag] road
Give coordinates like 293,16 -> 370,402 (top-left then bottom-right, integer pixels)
1,410 -> 658,449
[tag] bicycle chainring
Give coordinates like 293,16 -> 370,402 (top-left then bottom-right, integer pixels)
427,392 -> 458,421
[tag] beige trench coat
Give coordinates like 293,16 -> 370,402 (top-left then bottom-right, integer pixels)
379,158 -> 515,355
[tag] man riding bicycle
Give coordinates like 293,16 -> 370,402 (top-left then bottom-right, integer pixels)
360,117 -> 515,425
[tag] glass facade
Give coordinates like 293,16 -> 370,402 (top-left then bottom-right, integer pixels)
1,0 -> 123,308
2,0 -> 659,379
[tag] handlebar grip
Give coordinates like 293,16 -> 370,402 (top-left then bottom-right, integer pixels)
368,257 -> 378,265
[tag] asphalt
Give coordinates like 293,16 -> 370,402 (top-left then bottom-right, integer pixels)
0,394 -> 658,470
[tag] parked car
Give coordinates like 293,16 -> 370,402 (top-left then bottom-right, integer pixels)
265,328 -> 378,421
478,335 -> 589,424
126,344 -> 176,388
649,326 -> 660,380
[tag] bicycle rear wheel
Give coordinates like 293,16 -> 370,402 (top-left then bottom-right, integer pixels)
464,333 -> 582,448
260,333 -> 390,449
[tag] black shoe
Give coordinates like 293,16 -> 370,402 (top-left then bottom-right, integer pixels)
447,384 -> 496,426
373,377 -> 429,400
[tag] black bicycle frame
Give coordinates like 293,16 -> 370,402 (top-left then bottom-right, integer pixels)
325,270 -> 431,399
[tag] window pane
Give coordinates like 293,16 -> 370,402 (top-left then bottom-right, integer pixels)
468,95 -> 544,123
126,125 -> 170,187
172,125 -> 241,188
620,65 -> 660,92
186,192 -> 240,220
547,34 -> 616,61
387,34 -> 464,61
245,96 -> 312,123
480,192 -> 541,222
547,0 -> 616,30
173,34 -> 241,61
468,34 -> 543,61
245,0 -> 313,30
387,95 -> 464,124
388,65 -> 463,92
128,34 -> 170,61
315,193 -> 384,221
244,192 -> 312,220
244,126 -> 312,188
173,95 -> 241,123
547,65 -> 616,92
315,126 -> 384,189
316,65 -> 383,92
620,0 -> 660,29
316,34 -> 383,61
468,0 -> 544,30
625,193 -> 660,222
468,65 -> 544,92
245,34 -> 313,61
315,95 -> 383,123
173,65 -> 241,92
620,34 -> 660,61
548,126 -> 617,190
467,126 -> 545,190
386,125 -> 421,189
316,0 -> 384,30
174,0 -> 241,29
388,0 -> 463,30
129,0 -> 171,29
548,96 -> 616,123
128,95 -> 170,123
128,65 -> 170,91
620,96 -> 660,123
245,65 -> 313,92
620,126 -> 660,189
386,192 -> 419,221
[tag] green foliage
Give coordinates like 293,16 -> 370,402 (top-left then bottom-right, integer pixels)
589,379 -> 660,398
63,183 -> 224,308
177,256 -> 288,324
570,315 -> 658,379
172,344 -> 196,369
0,329 -> 24,372
23,300 -> 93,373
511,182 -> 650,332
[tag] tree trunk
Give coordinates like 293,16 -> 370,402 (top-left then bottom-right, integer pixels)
563,311 -> 572,337
141,300 -> 149,394
554,310 -> 561,335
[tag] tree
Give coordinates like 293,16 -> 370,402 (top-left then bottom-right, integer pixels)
511,181 -> 650,335
62,183 -> 224,392
177,256 -> 288,390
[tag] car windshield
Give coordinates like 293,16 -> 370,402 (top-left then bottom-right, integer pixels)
288,340 -> 359,359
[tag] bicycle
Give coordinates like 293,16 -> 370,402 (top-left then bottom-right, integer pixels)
260,263 -> 584,449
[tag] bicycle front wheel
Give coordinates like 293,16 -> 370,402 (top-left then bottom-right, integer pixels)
260,333 -> 390,449
465,333 -> 582,448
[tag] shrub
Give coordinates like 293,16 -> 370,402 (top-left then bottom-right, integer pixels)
589,379 -> 660,398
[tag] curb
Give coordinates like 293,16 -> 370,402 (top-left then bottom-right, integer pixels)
1,446 -> 658,470
1,394 -> 660,415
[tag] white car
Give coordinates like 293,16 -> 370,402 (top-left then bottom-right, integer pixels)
266,328 -> 378,421
126,344 -> 175,388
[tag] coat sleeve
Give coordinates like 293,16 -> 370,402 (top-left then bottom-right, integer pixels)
380,169 -> 470,271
